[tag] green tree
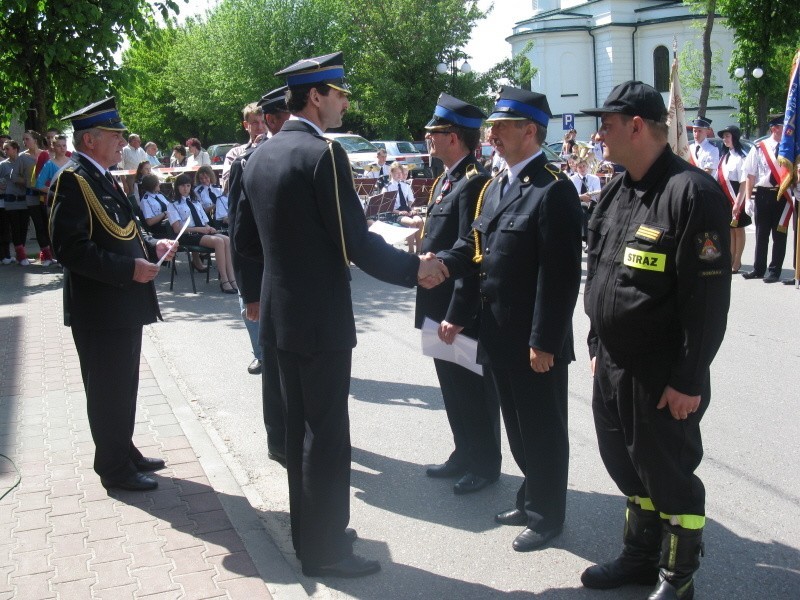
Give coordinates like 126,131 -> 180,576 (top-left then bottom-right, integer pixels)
678,41 -> 723,109
0,0 -> 182,133
719,0 -> 800,136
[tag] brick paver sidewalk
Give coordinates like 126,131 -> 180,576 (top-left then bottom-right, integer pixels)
0,267 -> 273,599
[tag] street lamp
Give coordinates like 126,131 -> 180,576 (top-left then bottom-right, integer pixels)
734,66 -> 763,137
437,54 -> 472,93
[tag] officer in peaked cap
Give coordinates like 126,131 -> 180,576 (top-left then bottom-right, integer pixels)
416,93 -> 501,495
236,51 -> 448,578
689,115 -> 719,173
436,86 -> 583,552
49,97 -> 175,492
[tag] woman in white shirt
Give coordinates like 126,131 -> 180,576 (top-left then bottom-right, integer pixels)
185,138 -> 211,168
193,166 -> 223,216
383,162 -> 423,253
167,173 -> 236,293
717,125 -> 750,273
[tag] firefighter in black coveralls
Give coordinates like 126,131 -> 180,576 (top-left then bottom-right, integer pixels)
580,81 -> 731,599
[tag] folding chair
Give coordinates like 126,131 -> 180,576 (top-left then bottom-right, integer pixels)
169,244 -> 213,293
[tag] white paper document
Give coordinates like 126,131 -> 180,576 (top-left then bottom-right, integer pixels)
369,220 -> 418,245
420,317 -> 482,375
155,218 -> 190,266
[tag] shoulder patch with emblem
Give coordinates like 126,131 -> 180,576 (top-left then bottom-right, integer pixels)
465,164 -> 479,180
635,224 -> 665,244
696,231 -> 722,262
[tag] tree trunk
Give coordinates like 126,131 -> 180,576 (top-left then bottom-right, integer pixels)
698,1 -> 715,116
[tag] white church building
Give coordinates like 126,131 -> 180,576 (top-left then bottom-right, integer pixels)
507,0 -> 739,139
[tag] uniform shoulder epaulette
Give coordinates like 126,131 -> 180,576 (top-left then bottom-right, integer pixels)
465,164 -> 480,180
544,162 -> 562,180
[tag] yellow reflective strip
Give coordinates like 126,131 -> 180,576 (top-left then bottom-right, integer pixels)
636,225 -> 661,240
623,247 -> 666,272
661,514 -> 706,529
629,496 -> 657,511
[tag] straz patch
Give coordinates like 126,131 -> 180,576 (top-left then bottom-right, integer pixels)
623,247 -> 666,272
696,231 -> 722,262
634,224 -> 665,244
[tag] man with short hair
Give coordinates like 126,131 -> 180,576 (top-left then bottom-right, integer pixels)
688,117 -> 719,174
741,113 -> 789,283
437,86 -> 583,553
367,148 -> 390,183
580,81 -> 731,599
49,98 -> 175,492
144,141 -> 161,167
417,93 -> 501,495
121,133 -> 147,193
570,158 -> 602,244
221,102 -> 268,192
229,87 -> 291,467
238,51 -> 447,578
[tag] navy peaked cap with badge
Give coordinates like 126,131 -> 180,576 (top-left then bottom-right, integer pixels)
61,97 -> 127,132
691,116 -> 712,128
425,93 -> 486,130
276,51 -> 350,94
767,113 -> 785,127
258,85 -> 288,114
582,81 -> 667,122
487,87 -> 552,127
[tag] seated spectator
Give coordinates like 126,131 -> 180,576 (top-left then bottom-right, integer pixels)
170,144 -> 187,168
138,175 -> 174,238
561,128 -> 577,157
133,160 -> 152,202
166,173 -> 237,293
194,165 -> 223,216
185,138 -> 211,167
144,141 -> 161,166
214,192 -> 229,225
383,162 -> 423,253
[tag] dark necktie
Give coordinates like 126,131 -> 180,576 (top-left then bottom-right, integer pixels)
153,194 -> 167,212
581,177 -> 588,194
499,173 -> 509,198
105,171 -> 122,195
695,144 -> 700,157
483,173 -> 507,217
185,197 -> 204,227
397,185 -> 407,209
208,187 -> 217,202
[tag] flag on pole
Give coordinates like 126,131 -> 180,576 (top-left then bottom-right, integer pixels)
666,45 -> 690,162
776,48 -> 800,232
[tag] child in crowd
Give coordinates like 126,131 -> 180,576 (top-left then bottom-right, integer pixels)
384,162 -> 423,253
138,175 -> 174,239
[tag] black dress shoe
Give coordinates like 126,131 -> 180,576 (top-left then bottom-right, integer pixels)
247,358 -> 263,375
453,472 -> 498,495
425,461 -> 465,479
783,278 -> 796,285
495,508 -> 527,526
741,270 -> 764,279
763,273 -> 780,283
101,472 -> 158,491
512,526 -> 563,552
133,456 -> 166,472
302,554 -> 381,578
267,450 -> 287,468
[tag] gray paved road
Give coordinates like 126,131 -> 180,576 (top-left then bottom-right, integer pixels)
147,227 -> 800,599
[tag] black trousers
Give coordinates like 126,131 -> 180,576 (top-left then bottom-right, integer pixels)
0,208 -> 11,260
434,358 -> 501,479
27,203 -> 51,249
276,348 -> 353,567
261,342 -> 286,457
485,362 -> 569,532
6,209 -> 29,247
72,326 -> 144,482
592,342 -> 708,516
753,187 -> 788,276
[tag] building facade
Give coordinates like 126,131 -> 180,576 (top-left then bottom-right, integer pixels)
508,0 -> 739,140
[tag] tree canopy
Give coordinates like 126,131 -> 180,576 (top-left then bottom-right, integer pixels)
0,0 -> 183,133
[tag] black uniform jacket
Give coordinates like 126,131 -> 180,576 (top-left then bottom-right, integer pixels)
584,145 -> 731,396
438,153 -> 583,369
238,119 -> 419,356
414,154 -> 488,336
227,143 -> 263,304
49,154 -> 160,329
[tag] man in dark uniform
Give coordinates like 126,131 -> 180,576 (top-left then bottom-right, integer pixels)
49,98 -> 176,491
437,87 -> 583,552
229,87 -> 291,467
237,52 -> 448,578
416,93 -> 501,495
580,81 -> 731,599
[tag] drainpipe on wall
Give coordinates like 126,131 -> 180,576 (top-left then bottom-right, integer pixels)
588,27 -> 598,131
631,24 -> 639,79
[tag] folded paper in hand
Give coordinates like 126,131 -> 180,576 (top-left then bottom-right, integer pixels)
420,317 -> 482,375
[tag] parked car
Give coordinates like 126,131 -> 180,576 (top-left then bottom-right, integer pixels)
324,133 -> 379,175
371,140 -> 432,178
207,143 -> 237,165
480,142 -> 564,170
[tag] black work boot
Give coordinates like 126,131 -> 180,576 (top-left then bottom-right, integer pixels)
581,500 -> 662,589
648,523 -> 704,600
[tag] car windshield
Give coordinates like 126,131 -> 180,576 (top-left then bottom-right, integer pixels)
393,142 -> 417,153
335,136 -> 377,153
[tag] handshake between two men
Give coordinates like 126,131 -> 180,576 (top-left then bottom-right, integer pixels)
417,252 -> 449,289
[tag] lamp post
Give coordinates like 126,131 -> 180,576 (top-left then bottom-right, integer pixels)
734,66 -> 763,138
437,53 -> 471,94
